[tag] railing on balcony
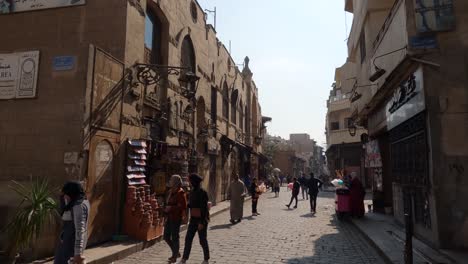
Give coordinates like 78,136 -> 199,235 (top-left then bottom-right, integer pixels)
329,93 -> 349,103
327,128 -> 366,146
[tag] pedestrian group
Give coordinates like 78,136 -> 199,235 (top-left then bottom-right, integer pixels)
52,171 -> 365,264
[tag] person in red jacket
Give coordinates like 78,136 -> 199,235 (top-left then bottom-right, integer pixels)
164,175 -> 187,263
286,177 -> 300,209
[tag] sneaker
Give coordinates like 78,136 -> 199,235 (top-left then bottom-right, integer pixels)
293,206 -> 297,209
230,219 -> 235,224
286,204 -> 290,208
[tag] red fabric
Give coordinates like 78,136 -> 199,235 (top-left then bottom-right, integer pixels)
349,177 -> 365,217
166,188 -> 187,221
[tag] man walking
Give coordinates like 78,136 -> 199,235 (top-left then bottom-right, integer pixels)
286,177 -> 300,209
178,174 -> 210,264
229,174 -> 245,224
307,173 -> 323,213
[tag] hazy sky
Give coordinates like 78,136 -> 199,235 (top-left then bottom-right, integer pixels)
197,0 -> 351,146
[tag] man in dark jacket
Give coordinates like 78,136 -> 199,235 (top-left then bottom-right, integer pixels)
307,173 -> 323,213
180,174 -> 210,264
286,177 -> 300,209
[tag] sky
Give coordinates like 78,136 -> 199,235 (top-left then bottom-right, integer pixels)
197,0 -> 352,146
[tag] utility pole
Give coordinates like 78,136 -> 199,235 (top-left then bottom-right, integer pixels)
205,7 -> 216,31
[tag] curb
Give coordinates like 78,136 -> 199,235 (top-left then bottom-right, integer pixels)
347,217 -> 394,264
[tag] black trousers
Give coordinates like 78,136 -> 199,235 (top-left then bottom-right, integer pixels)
252,198 -> 258,213
309,192 -> 318,212
288,194 -> 298,207
182,218 -> 210,261
164,219 -> 181,258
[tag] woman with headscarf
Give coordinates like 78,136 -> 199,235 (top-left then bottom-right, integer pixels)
54,181 -> 90,264
250,178 -> 262,216
349,172 -> 366,218
164,175 -> 187,263
178,174 -> 210,264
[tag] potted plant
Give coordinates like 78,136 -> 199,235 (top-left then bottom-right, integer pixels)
2,179 -> 59,264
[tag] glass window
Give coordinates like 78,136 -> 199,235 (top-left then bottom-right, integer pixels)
145,13 -> 155,50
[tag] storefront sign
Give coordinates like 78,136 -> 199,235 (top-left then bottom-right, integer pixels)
0,0 -> 85,14
53,56 -> 76,71
365,140 -> 382,168
386,67 -> 425,130
0,51 -> 39,100
414,0 -> 455,32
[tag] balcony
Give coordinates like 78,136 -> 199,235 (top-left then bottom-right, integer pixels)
326,128 -> 366,147
328,94 -> 351,112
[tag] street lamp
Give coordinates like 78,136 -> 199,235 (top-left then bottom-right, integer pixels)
178,71 -> 200,100
348,122 -> 357,137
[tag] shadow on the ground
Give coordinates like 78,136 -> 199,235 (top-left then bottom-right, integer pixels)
209,223 -> 232,230
242,216 -> 255,221
300,213 -> 316,218
284,232 -> 358,263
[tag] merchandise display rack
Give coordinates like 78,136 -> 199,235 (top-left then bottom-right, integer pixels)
123,139 -> 165,241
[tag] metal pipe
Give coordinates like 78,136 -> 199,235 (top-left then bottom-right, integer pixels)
410,58 -> 441,68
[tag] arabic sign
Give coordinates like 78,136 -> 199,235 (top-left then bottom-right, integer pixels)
409,35 -> 438,49
0,51 -> 40,99
53,56 -> 76,71
0,0 -> 85,14
386,67 -> 425,130
414,0 -> 455,32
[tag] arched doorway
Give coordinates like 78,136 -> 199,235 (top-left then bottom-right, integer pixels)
87,139 -> 116,245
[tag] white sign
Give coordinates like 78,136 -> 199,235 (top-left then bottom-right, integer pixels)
0,0 -> 85,14
386,67 -> 425,130
0,51 -> 40,99
64,152 -> 79,164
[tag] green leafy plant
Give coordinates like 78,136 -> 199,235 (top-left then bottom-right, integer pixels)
4,179 -> 59,257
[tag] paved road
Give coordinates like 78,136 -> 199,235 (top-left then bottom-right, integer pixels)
117,188 -> 385,264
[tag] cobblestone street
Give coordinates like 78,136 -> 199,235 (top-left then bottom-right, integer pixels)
117,188 -> 385,264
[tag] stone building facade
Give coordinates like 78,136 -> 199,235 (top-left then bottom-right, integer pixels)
325,62 -> 367,185
0,0 -> 267,257
344,0 -> 468,249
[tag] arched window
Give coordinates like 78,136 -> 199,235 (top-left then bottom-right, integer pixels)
239,100 -> 244,131
230,89 -> 238,125
181,35 -> 196,72
222,82 -> 229,119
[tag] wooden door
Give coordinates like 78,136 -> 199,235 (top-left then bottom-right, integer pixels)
87,138 -> 116,245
